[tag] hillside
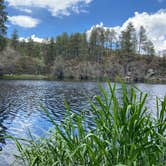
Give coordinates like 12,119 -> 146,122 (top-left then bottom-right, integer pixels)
0,22 -> 165,83
0,47 -> 165,83
0,47 -> 45,76
50,53 -> 166,83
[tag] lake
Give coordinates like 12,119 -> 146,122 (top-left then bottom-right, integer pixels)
0,80 -> 166,165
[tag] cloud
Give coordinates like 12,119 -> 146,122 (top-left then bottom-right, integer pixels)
86,22 -> 121,41
19,34 -> 44,43
6,0 -> 93,17
8,15 -> 40,28
88,10 -> 166,52
122,10 -> 166,52
17,8 -> 32,14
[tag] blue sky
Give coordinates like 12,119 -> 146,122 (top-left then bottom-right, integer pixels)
5,0 -> 166,51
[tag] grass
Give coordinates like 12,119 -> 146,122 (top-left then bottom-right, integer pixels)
10,82 -> 166,166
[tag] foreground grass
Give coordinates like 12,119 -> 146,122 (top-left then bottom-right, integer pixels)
11,82 -> 166,166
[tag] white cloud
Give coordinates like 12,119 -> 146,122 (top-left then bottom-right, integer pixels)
19,34 -> 44,43
6,0 -> 93,17
8,15 -> 40,28
87,10 -> 166,52
17,8 -> 32,14
86,22 -> 121,40
122,10 -> 166,52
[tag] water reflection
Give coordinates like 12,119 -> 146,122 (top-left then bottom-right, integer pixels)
0,80 -> 165,165
0,81 -> 100,145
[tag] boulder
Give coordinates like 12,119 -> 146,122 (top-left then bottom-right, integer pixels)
145,68 -> 155,79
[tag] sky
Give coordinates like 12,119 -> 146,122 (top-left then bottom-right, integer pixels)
5,0 -> 166,51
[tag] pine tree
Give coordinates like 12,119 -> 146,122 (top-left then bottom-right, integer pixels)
27,37 -> 34,57
89,27 -> 98,58
69,33 -> 82,58
104,29 -> 117,55
79,33 -> 88,59
55,33 -> 69,57
138,26 -> 147,54
138,26 -> 155,55
104,29 -> 110,50
143,40 -> 155,55
89,27 -> 102,61
97,27 -> 105,47
97,27 -> 105,57
61,32 -> 69,57
110,29 -> 117,50
0,0 -> 7,51
46,37 -> 55,65
11,29 -> 19,50
121,22 -> 137,54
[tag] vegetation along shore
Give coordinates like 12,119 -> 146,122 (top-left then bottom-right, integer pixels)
10,82 -> 166,166
0,1 -> 165,83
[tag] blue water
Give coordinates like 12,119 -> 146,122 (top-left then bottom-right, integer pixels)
0,80 -> 165,165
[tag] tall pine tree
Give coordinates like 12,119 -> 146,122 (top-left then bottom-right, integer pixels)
138,26 -> 155,55
0,0 -> 7,51
121,22 -> 137,54
11,29 -> 19,50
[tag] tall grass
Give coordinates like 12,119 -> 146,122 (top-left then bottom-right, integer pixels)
11,82 -> 166,166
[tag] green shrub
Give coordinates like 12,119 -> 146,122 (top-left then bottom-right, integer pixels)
11,82 -> 166,166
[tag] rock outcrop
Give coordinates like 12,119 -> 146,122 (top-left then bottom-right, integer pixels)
0,47 -> 165,83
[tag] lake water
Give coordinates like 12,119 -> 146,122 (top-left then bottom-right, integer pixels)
0,80 -> 166,165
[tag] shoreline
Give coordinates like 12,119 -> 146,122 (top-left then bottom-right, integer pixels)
0,74 -> 166,84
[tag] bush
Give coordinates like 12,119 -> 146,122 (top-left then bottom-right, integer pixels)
11,82 -> 166,166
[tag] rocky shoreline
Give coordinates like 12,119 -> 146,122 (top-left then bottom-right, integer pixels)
0,48 -> 165,84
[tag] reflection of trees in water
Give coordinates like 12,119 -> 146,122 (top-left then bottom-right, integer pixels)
0,83 -> 33,150
0,86 -> 13,148
0,82 -> 120,150
0,99 -> 8,149
0,85 -> 16,149
0,81 -> 112,150
0,124 -> 7,150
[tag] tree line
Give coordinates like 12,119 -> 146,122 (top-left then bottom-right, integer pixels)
0,0 -> 7,51
1,0 -> 166,82
1,0 -> 155,69
9,23 -> 155,62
